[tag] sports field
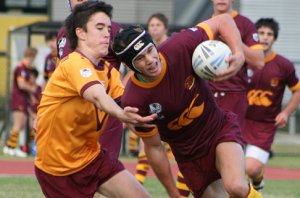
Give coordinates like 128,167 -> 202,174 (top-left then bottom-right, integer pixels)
1,142 -> 300,198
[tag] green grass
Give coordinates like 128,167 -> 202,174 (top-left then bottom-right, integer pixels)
0,176 -> 300,198
1,144 -> 300,197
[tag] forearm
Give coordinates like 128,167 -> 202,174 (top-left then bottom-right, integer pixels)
242,44 -> 264,69
282,89 -> 300,116
83,84 -> 124,118
210,14 -> 243,54
144,142 -> 179,197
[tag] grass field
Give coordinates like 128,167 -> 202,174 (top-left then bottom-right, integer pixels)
0,175 -> 300,198
0,142 -> 300,197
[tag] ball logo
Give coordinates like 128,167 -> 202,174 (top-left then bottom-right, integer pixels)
134,40 -> 144,51
80,68 -> 92,78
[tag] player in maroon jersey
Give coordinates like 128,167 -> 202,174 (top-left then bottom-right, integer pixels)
209,0 -> 264,127
113,14 -> 262,197
243,18 -> 300,193
3,47 -> 38,157
57,0 -> 123,161
43,31 -> 57,87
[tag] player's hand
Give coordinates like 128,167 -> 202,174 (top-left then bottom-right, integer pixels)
275,112 -> 288,128
119,106 -> 157,127
213,51 -> 245,81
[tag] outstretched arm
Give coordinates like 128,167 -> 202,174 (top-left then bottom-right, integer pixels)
275,88 -> 300,128
83,84 -> 157,126
142,133 -> 181,198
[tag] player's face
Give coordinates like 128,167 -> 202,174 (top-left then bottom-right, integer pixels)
46,38 -> 57,52
133,43 -> 162,82
82,12 -> 111,58
257,26 -> 275,52
70,0 -> 89,9
148,17 -> 168,44
212,0 -> 234,14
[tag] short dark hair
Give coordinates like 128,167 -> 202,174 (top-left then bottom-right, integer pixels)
31,67 -> 39,78
65,1 -> 113,50
45,31 -> 57,42
255,18 -> 280,40
147,13 -> 169,29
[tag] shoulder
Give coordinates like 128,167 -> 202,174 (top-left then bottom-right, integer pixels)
235,13 -> 254,25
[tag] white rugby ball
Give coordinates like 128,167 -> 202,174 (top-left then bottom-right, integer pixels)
192,40 -> 231,79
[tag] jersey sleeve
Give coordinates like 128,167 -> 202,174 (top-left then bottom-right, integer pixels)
241,18 -> 262,50
135,126 -> 159,138
285,61 -> 300,92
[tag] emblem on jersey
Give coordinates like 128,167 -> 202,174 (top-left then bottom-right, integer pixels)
149,103 -> 164,120
80,68 -> 92,78
185,76 -> 195,90
58,37 -> 66,48
247,89 -> 273,107
270,78 -> 279,87
252,33 -> 259,42
134,40 -> 145,51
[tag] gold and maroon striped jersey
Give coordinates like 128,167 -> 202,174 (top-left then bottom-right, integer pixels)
35,51 -> 123,176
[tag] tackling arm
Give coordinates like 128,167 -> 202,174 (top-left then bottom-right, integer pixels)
83,84 -> 156,126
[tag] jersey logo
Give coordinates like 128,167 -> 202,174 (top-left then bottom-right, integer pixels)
80,68 -> 92,78
134,40 -> 145,51
167,94 -> 205,130
252,33 -> 259,42
58,37 -> 66,48
149,103 -> 164,119
270,78 -> 279,87
185,76 -> 195,90
247,89 -> 273,107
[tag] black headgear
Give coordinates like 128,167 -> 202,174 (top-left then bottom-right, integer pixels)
113,25 -> 155,73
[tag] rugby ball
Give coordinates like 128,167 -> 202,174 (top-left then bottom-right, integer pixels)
192,40 -> 232,79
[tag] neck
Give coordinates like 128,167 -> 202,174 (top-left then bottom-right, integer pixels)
264,49 -> 273,58
77,46 -> 99,65
214,8 -> 233,16
22,58 -> 30,67
156,35 -> 168,46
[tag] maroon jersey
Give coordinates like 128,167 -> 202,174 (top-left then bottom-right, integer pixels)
209,11 -> 262,92
11,62 -> 31,111
30,85 -> 42,113
122,24 -> 226,163
57,21 -> 122,69
44,52 -> 57,81
246,52 -> 300,123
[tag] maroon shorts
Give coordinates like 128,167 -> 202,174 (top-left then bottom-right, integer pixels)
11,98 -> 28,114
213,91 -> 247,127
100,116 -> 123,160
242,119 -> 276,151
177,111 -> 244,197
35,149 -> 125,198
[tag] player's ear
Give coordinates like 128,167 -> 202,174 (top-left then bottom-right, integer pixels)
75,27 -> 86,40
